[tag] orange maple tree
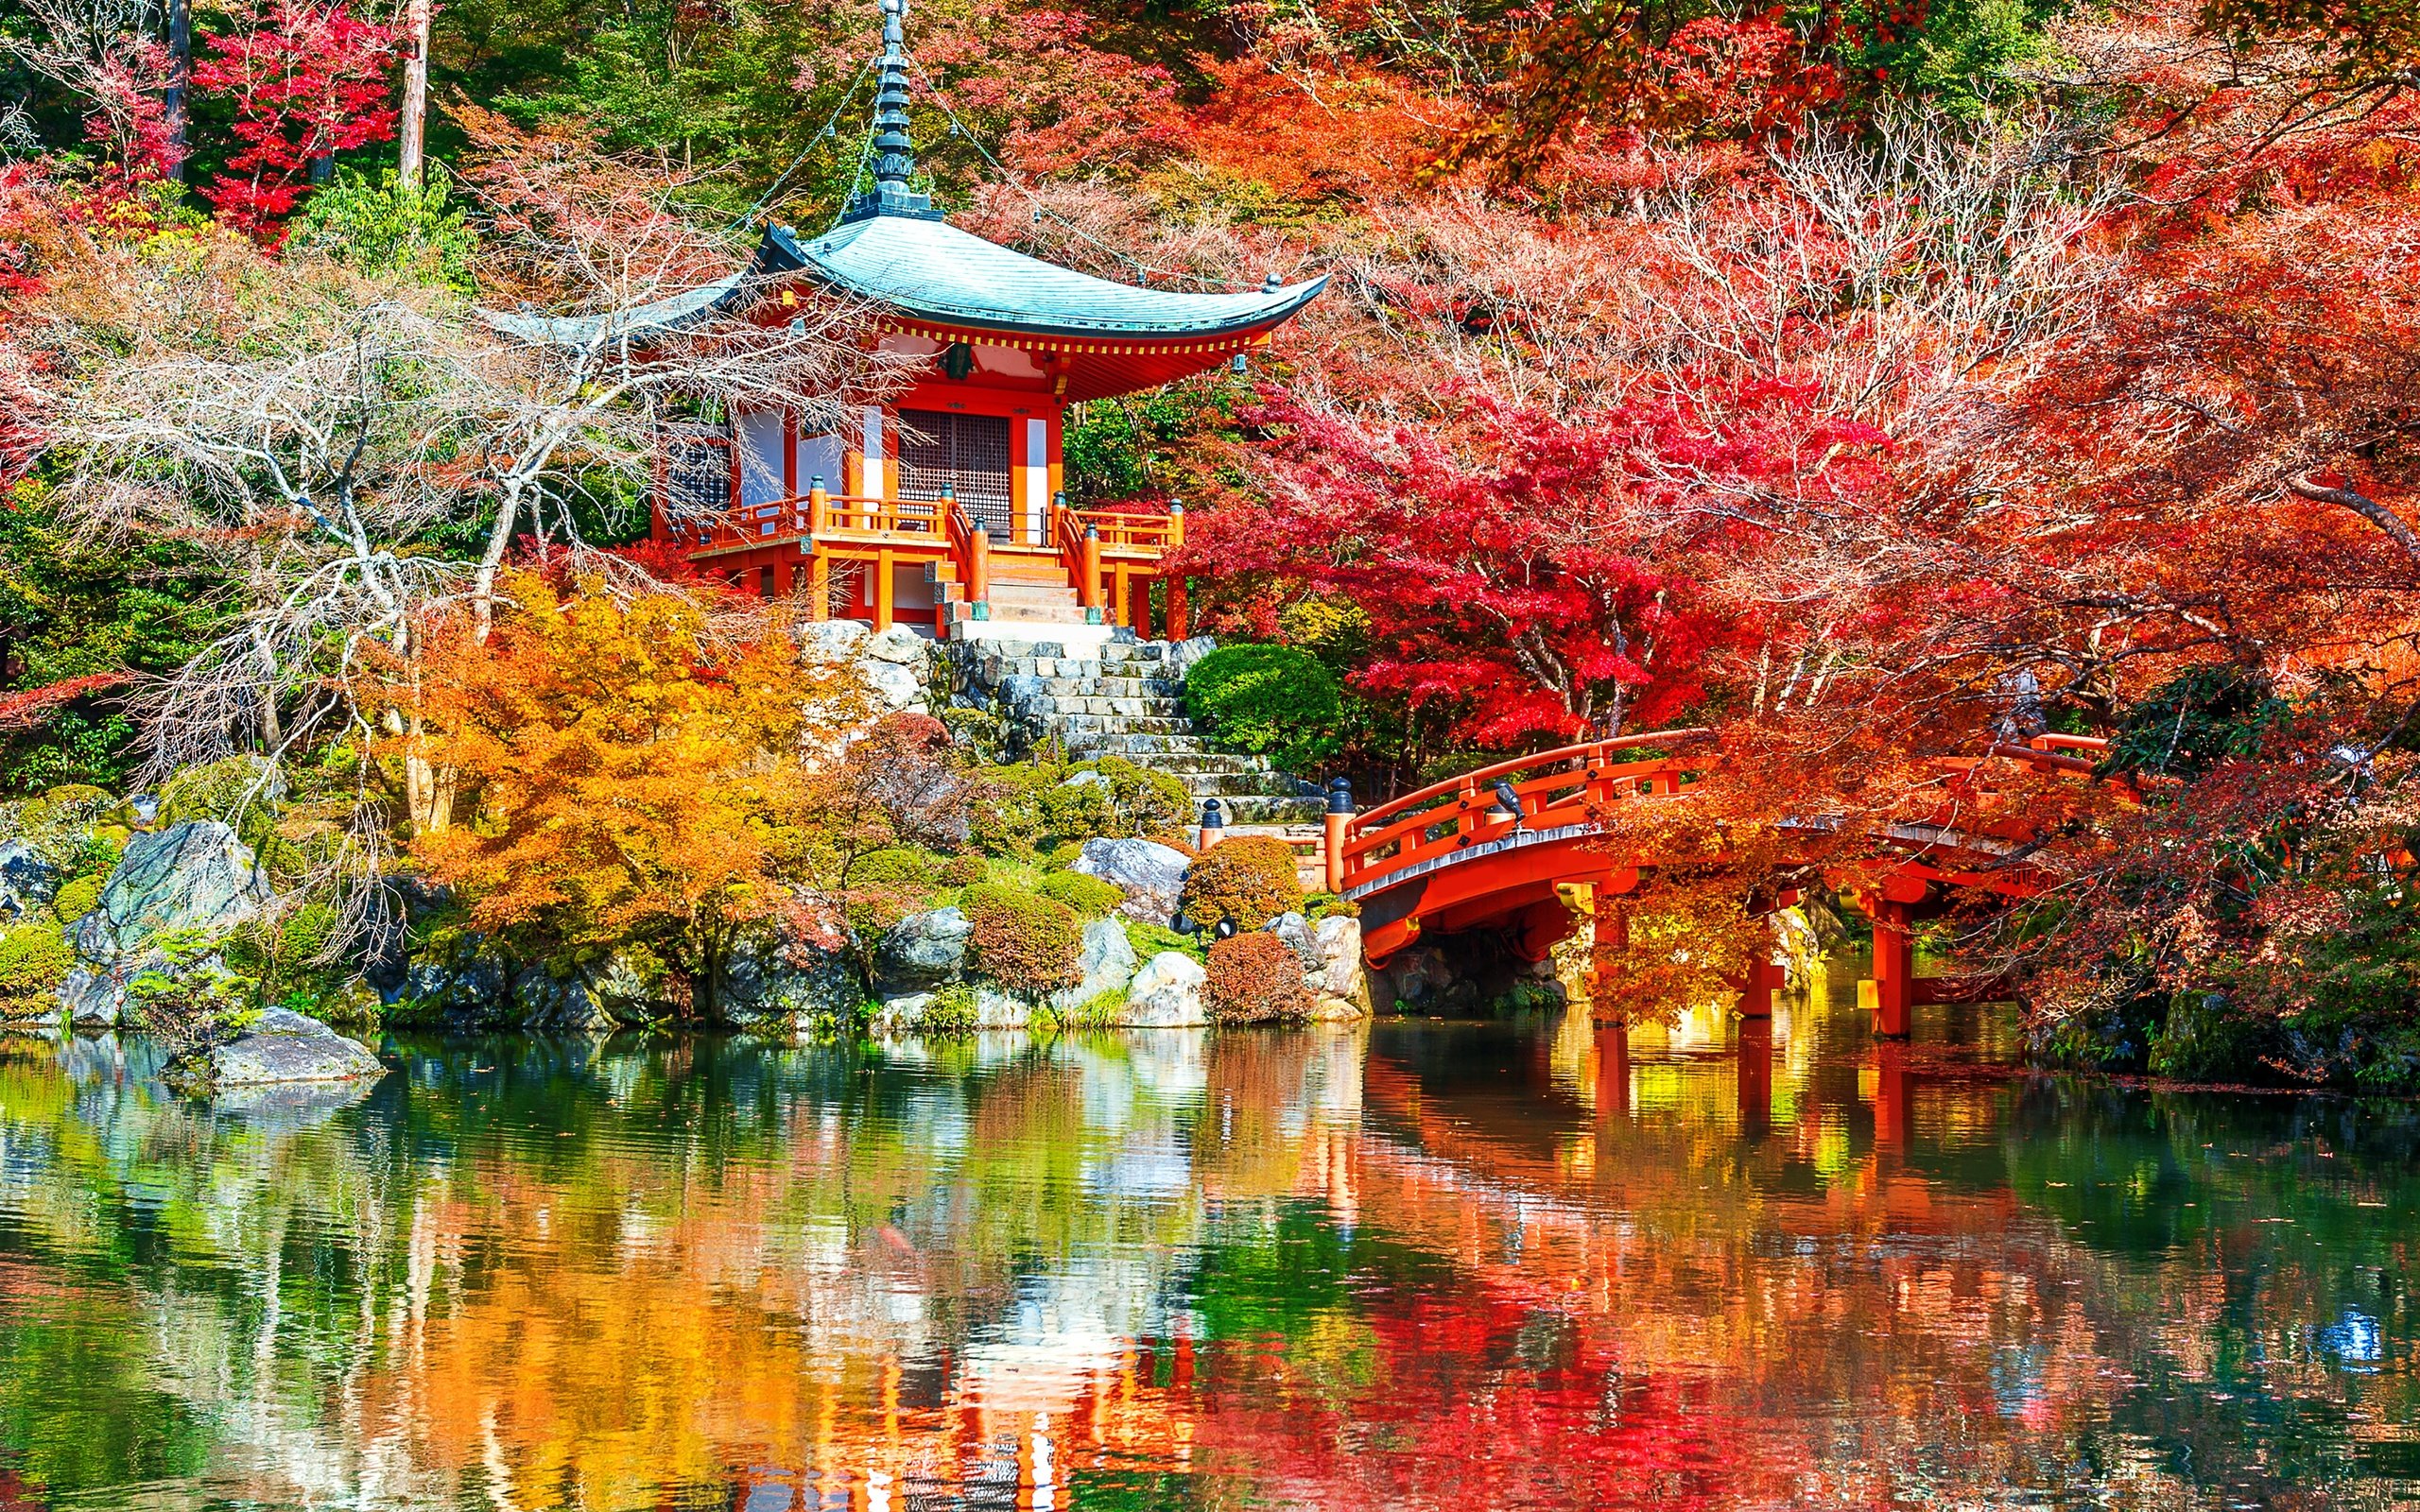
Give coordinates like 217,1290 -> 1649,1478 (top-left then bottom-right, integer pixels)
387,572 -> 868,1010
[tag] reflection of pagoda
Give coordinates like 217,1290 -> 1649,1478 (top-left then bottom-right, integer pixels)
640,0 -> 1321,644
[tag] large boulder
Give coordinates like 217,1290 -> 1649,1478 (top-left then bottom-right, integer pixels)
59,821 -> 274,1026
720,938 -> 864,1033
400,936 -> 513,1025
1054,918 -> 1137,1011
1122,951 -> 1206,1028
0,841 -> 60,919
873,907 -> 972,994
200,1006 -> 385,1089
512,966 -> 616,1032
1072,838 -> 1192,925
69,821 -> 271,965
1306,916 -> 1369,1020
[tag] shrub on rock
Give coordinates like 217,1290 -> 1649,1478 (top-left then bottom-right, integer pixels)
1038,870 -> 1124,919
0,923 -> 72,1006
961,884 -> 1082,993
1180,836 -> 1304,932
1203,933 -> 1312,1024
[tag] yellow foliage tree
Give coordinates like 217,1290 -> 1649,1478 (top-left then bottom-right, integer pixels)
389,572 -> 868,1013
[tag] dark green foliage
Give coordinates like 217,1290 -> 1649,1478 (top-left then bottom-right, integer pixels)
2099,666 -> 2292,784
960,883 -> 1082,991
1184,643 -> 1345,776
1062,379 -> 1242,504
0,489 -> 225,796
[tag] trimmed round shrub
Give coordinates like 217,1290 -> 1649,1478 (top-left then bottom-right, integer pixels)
0,923 -> 73,1003
961,883 -> 1082,992
1038,870 -> 1125,919
842,847 -> 958,933
942,851 -> 989,887
1203,933 -> 1311,1024
1184,644 -> 1344,774
1180,836 -> 1305,932
50,874 -> 103,924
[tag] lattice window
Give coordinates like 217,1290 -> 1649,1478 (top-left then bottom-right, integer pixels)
897,409 -> 1014,541
663,427 -> 732,533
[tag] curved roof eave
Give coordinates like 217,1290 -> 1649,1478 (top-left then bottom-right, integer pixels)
480,218 -> 1326,349
764,220 -> 1326,342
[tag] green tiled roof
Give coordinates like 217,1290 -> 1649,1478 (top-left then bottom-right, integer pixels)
766,218 -> 1324,340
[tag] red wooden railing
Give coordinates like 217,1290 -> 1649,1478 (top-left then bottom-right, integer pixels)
1340,731 -> 1710,897
1337,731 -> 2114,900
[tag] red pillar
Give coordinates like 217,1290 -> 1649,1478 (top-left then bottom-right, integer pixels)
1737,947 -> 1783,1020
1591,901 -> 1630,1027
1737,1017 -> 1772,1138
1595,1024 -> 1631,1123
1867,897 -> 1914,1039
1165,575 -> 1188,641
1873,1041 -> 1912,1153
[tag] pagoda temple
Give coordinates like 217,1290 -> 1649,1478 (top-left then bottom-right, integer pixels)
506,0 -> 1323,646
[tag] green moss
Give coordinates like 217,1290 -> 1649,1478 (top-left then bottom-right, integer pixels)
0,923 -> 73,1002
917,983 -> 978,1035
50,874 -> 102,924
1038,870 -> 1125,919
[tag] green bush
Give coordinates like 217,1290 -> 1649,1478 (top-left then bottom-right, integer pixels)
285,166 -> 478,292
915,983 -> 979,1035
1203,932 -> 1311,1024
961,883 -> 1082,992
50,874 -> 103,924
972,760 -> 1198,860
1184,643 -> 1345,775
842,846 -> 959,932
1038,870 -> 1125,918
1180,836 -> 1305,932
0,923 -> 73,1002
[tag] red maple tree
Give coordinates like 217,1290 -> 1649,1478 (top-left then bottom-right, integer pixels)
191,0 -> 400,237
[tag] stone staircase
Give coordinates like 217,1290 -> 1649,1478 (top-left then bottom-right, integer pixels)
948,634 -> 1325,824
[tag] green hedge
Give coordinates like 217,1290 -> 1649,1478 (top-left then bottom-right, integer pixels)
1184,644 -> 1343,776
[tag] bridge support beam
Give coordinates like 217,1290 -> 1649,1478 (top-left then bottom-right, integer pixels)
1589,897 -> 1629,1027
1863,897 -> 1915,1039
1737,950 -> 1783,1020
1737,1017 -> 1772,1137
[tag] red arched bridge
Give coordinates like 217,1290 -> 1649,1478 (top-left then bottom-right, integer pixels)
1317,730 -> 2110,1036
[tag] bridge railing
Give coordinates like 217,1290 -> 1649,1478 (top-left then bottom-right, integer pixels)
1337,730 -> 2114,901
1340,730 -> 1714,897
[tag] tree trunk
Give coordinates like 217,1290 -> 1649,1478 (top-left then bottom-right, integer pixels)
164,0 -> 191,179
398,0 -> 431,187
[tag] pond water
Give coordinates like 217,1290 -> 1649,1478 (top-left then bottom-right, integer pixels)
0,980 -> 2414,1510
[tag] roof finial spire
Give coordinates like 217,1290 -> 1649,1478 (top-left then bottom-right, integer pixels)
846,0 -> 938,221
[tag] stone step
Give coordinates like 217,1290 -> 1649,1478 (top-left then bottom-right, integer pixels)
1046,675 -> 1182,697
1143,752 -> 1282,778
989,581 -> 1081,605
949,602 -> 1096,627
1066,732 -> 1213,757
1217,796 -> 1329,825
1051,713 -> 1191,737
1039,695 -> 1184,718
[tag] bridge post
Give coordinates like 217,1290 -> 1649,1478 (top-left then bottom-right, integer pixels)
1322,778 -> 1353,895
1595,1024 -> 1631,1123
1737,938 -> 1783,1020
1863,897 -> 1915,1039
1737,1017 -> 1772,1137
1589,898 -> 1629,1026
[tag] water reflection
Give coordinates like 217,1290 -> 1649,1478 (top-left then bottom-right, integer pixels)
0,985 -> 2414,1510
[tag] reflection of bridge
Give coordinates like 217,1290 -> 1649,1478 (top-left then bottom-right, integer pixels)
1329,730 -> 2110,1034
